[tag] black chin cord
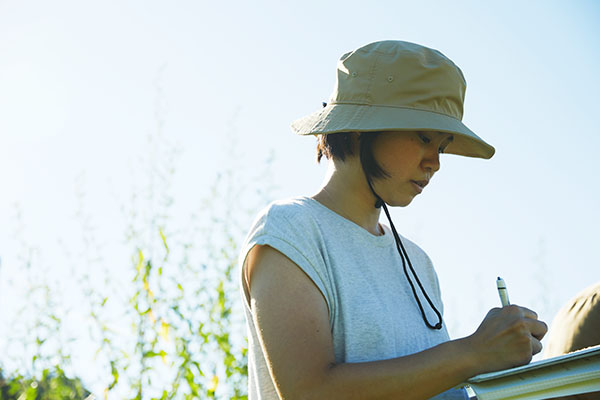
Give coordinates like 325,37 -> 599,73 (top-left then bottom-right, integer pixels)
367,179 -> 443,330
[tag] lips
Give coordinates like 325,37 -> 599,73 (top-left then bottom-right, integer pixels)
410,179 -> 429,195
412,180 -> 429,189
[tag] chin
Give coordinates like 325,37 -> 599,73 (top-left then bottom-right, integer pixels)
387,197 -> 414,207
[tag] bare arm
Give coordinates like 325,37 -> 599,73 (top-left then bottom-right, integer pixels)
245,245 -> 547,400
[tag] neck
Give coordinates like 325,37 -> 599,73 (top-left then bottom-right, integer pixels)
312,158 -> 382,236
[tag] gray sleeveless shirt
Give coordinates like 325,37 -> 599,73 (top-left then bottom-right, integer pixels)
239,197 -> 467,399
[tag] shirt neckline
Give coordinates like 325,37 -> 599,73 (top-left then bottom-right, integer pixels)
301,196 -> 394,247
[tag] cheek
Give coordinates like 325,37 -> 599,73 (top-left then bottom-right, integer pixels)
375,142 -> 419,176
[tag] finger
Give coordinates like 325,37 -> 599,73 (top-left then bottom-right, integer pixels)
529,319 -> 548,341
486,307 -> 503,317
531,336 -> 543,356
516,306 -> 538,320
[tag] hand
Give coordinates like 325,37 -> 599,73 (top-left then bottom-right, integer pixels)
466,305 -> 548,374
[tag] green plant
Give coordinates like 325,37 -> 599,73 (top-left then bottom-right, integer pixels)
0,366 -> 92,400
0,77 -> 271,398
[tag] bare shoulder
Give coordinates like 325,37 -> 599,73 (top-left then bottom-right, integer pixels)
244,244 -> 334,395
245,244 -> 328,317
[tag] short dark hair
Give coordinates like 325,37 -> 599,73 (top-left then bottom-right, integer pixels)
315,132 -> 390,180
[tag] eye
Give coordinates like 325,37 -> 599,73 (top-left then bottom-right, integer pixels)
438,136 -> 454,154
418,133 -> 431,144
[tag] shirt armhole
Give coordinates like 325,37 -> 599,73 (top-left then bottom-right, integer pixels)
240,240 -> 332,324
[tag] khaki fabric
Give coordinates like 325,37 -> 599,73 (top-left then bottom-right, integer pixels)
291,40 -> 495,159
546,282 -> 600,357
544,282 -> 600,400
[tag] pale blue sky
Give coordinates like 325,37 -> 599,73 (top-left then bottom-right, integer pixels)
1,0 -> 599,388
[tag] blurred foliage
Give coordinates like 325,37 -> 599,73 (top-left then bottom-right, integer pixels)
0,94 -> 272,398
0,366 -> 92,400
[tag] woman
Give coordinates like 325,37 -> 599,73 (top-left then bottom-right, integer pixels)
239,40 -> 547,399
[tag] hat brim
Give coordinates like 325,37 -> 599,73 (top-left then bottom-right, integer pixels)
291,103 -> 495,159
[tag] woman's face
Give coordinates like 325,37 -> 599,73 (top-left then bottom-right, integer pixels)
370,131 -> 454,207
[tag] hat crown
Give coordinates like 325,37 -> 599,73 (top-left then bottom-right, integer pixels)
290,40 -> 495,159
332,41 -> 466,121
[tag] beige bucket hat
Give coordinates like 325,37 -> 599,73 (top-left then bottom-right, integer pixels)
545,282 -> 600,358
291,40 -> 495,159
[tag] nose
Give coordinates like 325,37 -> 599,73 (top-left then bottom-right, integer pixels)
422,149 -> 441,174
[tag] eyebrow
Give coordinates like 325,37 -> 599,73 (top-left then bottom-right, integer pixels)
419,131 -> 454,143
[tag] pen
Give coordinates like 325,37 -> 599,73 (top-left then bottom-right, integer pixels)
497,277 -> 510,307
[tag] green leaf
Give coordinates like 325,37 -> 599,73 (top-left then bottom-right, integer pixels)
136,249 -> 144,276
159,227 -> 169,254
108,360 -> 119,390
